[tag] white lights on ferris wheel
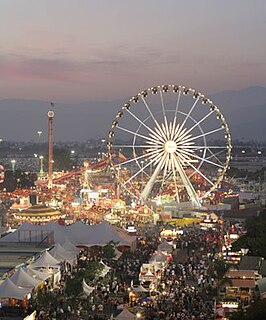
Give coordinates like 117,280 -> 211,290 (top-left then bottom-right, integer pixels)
108,84 -> 232,207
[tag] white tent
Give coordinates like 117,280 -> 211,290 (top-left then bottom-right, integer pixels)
0,221 -> 136,250
158,241 -> 173,253
77,221 -> 135,248
49,243 -> 76,265
115,308 -> 136,319
100,260 -> 112,277
10,268 -> 42,288
99,260 -> 111,277
61,239 -> 80,254
82,279 -> 95,296
26,267 -> 52,281
132,285 -> 148,293
30,250 -> 60,269
0,278 -> 31,300
149,250 -> 168,263
113,248 -> 123,260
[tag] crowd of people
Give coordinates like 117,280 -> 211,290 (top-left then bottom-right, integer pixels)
30,224 -> 222,320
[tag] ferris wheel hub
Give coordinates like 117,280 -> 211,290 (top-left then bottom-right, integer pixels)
164,140 -> 177,153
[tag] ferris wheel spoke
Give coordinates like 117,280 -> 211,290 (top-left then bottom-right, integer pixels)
174,91 -> 181,119
172,154 -> 200,206
123,151 -> 163,185
205,149 -> 226,165
141,153 -> 166,201
161,122 -> 170,141
148,132 -> 165,144
154,126 -> 168,141
116,126 -> 158,144
172,122 -> 180,141
113,144 -> 161,149
178,153 -> 215,186
159,89 -> 166,119
181,127 -> 224,144
170,117 -> 176,140
182,146 -> 227,149
160,154 -> 170,193
178,148 -> 225,168
141,96 -> 162,129
141,95 -> 170,140
178,110 -> 215,141
114,148 -> 160,168
170,153 -> 180,203
175,97 -> 200,137
125,109 -> 165,142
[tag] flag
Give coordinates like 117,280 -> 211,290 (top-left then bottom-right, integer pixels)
118,149 -> 127,162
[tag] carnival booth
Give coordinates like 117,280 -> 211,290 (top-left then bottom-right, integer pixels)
30,250 -> 61,285
114,308 -> 136,320
49,243 -> 77,267
139,264 -> 158,284
82,278 -> 95,296
157,241 -> 173,254
10,268 -> 42,289
0,278 -> 32,309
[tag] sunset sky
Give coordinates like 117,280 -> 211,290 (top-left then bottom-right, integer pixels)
0,0 -> 265,102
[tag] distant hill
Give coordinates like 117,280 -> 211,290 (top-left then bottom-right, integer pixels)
0,86 -> 265,141
210,86 -> 266,141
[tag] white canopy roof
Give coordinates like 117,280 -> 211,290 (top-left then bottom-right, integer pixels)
115,308 -> 136,319
0,221 -> 135,248
82,279 -> 95,296
149,250 -> 168,263
49,243 -> 76,265
61,239 -> 80,254
113,248 -> 123,260
133,285 -> 148,293
158,241 -> 173,252
0,278 -> 31,300
144,270 -> 155,277
30,250 -> 60,269
10,268 -> 41,288
26,267 -> 53,281
99,260 -> 111,277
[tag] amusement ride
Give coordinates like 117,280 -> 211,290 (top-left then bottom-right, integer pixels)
108,84 -> 232,208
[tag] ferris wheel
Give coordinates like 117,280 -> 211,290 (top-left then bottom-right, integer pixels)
108,85 -> 232,207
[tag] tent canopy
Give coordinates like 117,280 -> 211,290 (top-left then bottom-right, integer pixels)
82,279 -> 95,296
115,308 -> 136,320
49,243 -> 76,265
30,250 -> 60,269
0,221 -> 135,249
61,239 -> 80,254
158,241 -> 173,252
133,285 -> 148,293
26,267 -> 52,281
10,268 -> 41,288
0,278 -> 31,300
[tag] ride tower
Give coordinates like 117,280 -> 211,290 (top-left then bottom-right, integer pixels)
47,104 -> 55,189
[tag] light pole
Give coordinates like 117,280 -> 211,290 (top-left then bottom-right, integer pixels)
11,159 -> 16,172
39,155 -> 44,176
141,160 -> 144,190
37,131 -> 42,140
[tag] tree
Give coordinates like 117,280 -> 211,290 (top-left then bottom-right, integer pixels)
0,170 -> 16,192
232,211 -> 266,257
53,147 -> 71,171
102,242 -> 116,259
230,299 -> 266,320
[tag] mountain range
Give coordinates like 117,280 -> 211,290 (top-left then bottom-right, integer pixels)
0,86 -> 265,142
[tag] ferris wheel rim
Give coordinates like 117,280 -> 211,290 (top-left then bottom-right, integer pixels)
108,84 -> 232,204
